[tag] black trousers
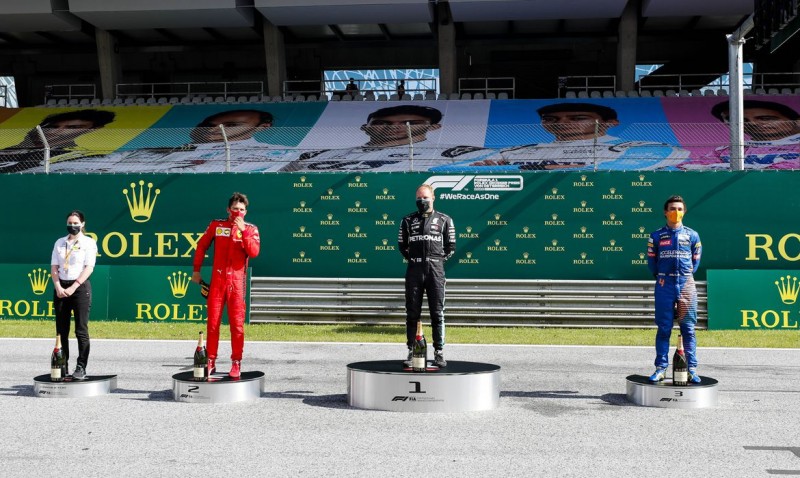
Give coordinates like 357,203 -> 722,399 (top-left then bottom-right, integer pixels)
405,261 -> 446,350
54,279 -> 92,368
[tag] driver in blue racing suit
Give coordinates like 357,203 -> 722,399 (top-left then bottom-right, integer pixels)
647,195 -> 702,383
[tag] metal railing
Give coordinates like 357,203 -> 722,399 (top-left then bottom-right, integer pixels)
285,78 -> 440,100
115,81 -> 264,100
43,84 -> 97,103
249,277 -> 708,328
458,77 -> 516,98
559,75 -> 616,97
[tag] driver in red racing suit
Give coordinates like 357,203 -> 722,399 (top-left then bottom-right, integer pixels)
192,192 -> 260,378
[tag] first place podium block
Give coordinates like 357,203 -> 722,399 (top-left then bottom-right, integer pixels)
33,374 -> 117,398
626,374 -> 719,408
172,371 -> 265,403
348,360 -> 501,413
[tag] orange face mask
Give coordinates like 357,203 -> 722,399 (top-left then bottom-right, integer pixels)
666,210 -> 684,223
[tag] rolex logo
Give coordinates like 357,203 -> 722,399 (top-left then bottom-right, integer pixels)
610,188 -> 616,194
580,200 -> 587,207
355,201 -> 361,207
382,213 -> 389,220
523,226 -> 529,233
123,180 -> 160,223
327,188 -> 334,195
639,252 -> 645,259
354,226 -> 361,233
552,214 -> 558,220
552,188 -> 558,194
383,188 -> 389,194
494,239 -> 501,246
327,213 -> 333,220
610,239 -> 616,246
581,252 -> 587,259
552,239 -> 558,246
300,226 -> 306,232
494,213 -> 501,220
775,275 -> 800,304
580,175 -> 587,181
610,213 -> 616,220
354,176 -> 361,182
639,226 -> 645,233
300,201 -> 307,207
639,174 -> 645,181
300,176 -> 307,182
466,252 -> 473,259
639,200 -> 645,207
466,226 -> 473,233
581,226 -> 587,233
28,268 -> 49,295
523,252 -> 529,259
327,239 -> 333,245
167,271 -> 191,298
300,251 -> 306,258
382,239 -> 388,245
354,251 -> 361,258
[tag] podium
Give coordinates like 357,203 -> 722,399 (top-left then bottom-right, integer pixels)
626,374 -> 719,408
172,370 -> 265,403
348,360 -> 500,412
33,374 -> 117,398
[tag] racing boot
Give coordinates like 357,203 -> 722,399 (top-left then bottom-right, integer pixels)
229,360 -> 241,379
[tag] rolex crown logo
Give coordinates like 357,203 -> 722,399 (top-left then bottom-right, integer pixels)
382,239 -> 388,245
354,176 -> 362,182
639,200 -> 645,207
775,275 -> 800,304
382,188 -> 389,194
354,226 -> 361,233
581,175 -> 587,181
300,251 -> 306,258
466,252 -> 473,259
610,239 -> 616,246
300,226 -> 306,232
551,239 -> 558,246
28,268 -> 50,295
551,188 -> 558,194
327,239 -> 333,245
523,226 -> 529,233
551,214 -> 558,220
167,271 -> 191,299
327,213 -> 333,220
610,213 -> 616,220
581,226 -> 587,233
355,201 -> 361,207
355,251 -> 361,258
639,252 -> 645,259
466,226 -> 473,233
123,180 -> 160,223
300,176 -> 307,182
382,213 -> 389,220
610,187 -> 616,194
523,252 -> 529,259
639,174 -> 645,181
580,200 -> 587,207
639,226 -> 645,233
494,239 -> 501,246
494,213 -> 501,220
581,252 -> 587,259
300,201 -> 307,207
327,188 -> 334,195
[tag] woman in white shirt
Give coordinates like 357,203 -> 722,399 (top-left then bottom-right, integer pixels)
50,210 -> 97,381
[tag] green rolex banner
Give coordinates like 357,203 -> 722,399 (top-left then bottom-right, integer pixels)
707,270 -> 800,330
0,264 -> 248,323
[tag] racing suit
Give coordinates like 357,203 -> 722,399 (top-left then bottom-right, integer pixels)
398,210 -> 455,350
193,217 -> 260,361
647,224 -> 702,369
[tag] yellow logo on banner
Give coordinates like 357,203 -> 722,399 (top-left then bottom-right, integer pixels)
28,268 -> 50,295
123,180 -> 161,223
294,176 -> 313,188
775,275 -> 800,304
167,271 -> 191,298
348,176 -> 368,188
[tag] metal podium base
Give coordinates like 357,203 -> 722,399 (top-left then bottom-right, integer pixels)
626,374 -> 719,408
33,374 -> 117,398
347,360 -> 501,412
172,371 -> 265,403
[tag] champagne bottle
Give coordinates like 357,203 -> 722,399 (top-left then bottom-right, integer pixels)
411,321 -> 427,372
193,332 -> 208,381
50,334 -> 67,382
672,334 -> 689,386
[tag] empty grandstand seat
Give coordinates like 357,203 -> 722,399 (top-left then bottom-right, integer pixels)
401,93 -> 411,101
473,92 -> 485,100
202,97 -> 214,104
317,95 -> 328,102
717,89 -> 729,96
179,96 -> 192,104
245,95 -> 258,103
45,99 -> 57,106
614,90 -> 626,98
768,88 -> 780,95
589,91 -> 601,98
155,97 -> 166,104
577,91 -> 589,98
744,88 -> 753,95
124,97 -> 136,105
486,92 -> 496,100
795,87 -> 800,95
90,98 -> 101,105
626,90 -> 639,97
213,96 -> 225,103
364,91 -> 376,101
652,90 -> 664,97
665,89 -> 677,96
100,98 -> 113,105
412,93 -> 423,100
56,99 -> 68,106
294,94 -> 307,102
271,95 -> 283,102
564,91 -> 577,99
388,93 -> 399,101
601,91 -> 613,98
331,94 -> 341,101
781,88 -> 793,95
78,98 -> 90,105
168,97 -> 180,104
112,98 -> 124,105
703,89 -> 715,96
341,94 -> 353,101
497,92 -> 509,100
755,88 -> 767,95
678,90 -> 691,97
190,97 -> 203,104
639,90 -> 652,97
68,98 -> 79,106
145,97 -> 157,105
353,94 -> 364,101
306,94 -> 318,101
134,97 -> 146,105
460,92 -> 472,100
377,94 -> 388,101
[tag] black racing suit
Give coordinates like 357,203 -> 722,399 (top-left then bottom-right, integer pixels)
398,210 -> 455,350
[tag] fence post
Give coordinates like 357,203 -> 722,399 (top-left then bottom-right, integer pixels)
406,121 -> 414,172
219,124 -> 231,172
592,120 -> 599,171
35,125 -> 50,174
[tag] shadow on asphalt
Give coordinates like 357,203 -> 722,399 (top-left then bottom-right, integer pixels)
261,391 -> 351,409
501,390 -> 600,400
112,388 -> 174,401
0,385 -> 34,397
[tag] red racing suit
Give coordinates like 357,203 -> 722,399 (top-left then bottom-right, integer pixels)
193,217 -> 260,361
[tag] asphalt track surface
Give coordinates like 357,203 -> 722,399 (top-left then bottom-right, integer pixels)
1,338 -> 799,477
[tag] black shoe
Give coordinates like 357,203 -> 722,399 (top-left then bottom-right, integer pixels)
403,350 -> 412,368
72,364 -> 87,381
434,350 -> 447,368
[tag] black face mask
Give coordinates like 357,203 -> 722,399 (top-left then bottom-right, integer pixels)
416,199 -> 430,213
66,225 -> 81,235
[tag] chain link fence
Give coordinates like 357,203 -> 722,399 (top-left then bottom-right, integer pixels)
0,121 -> 796,173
